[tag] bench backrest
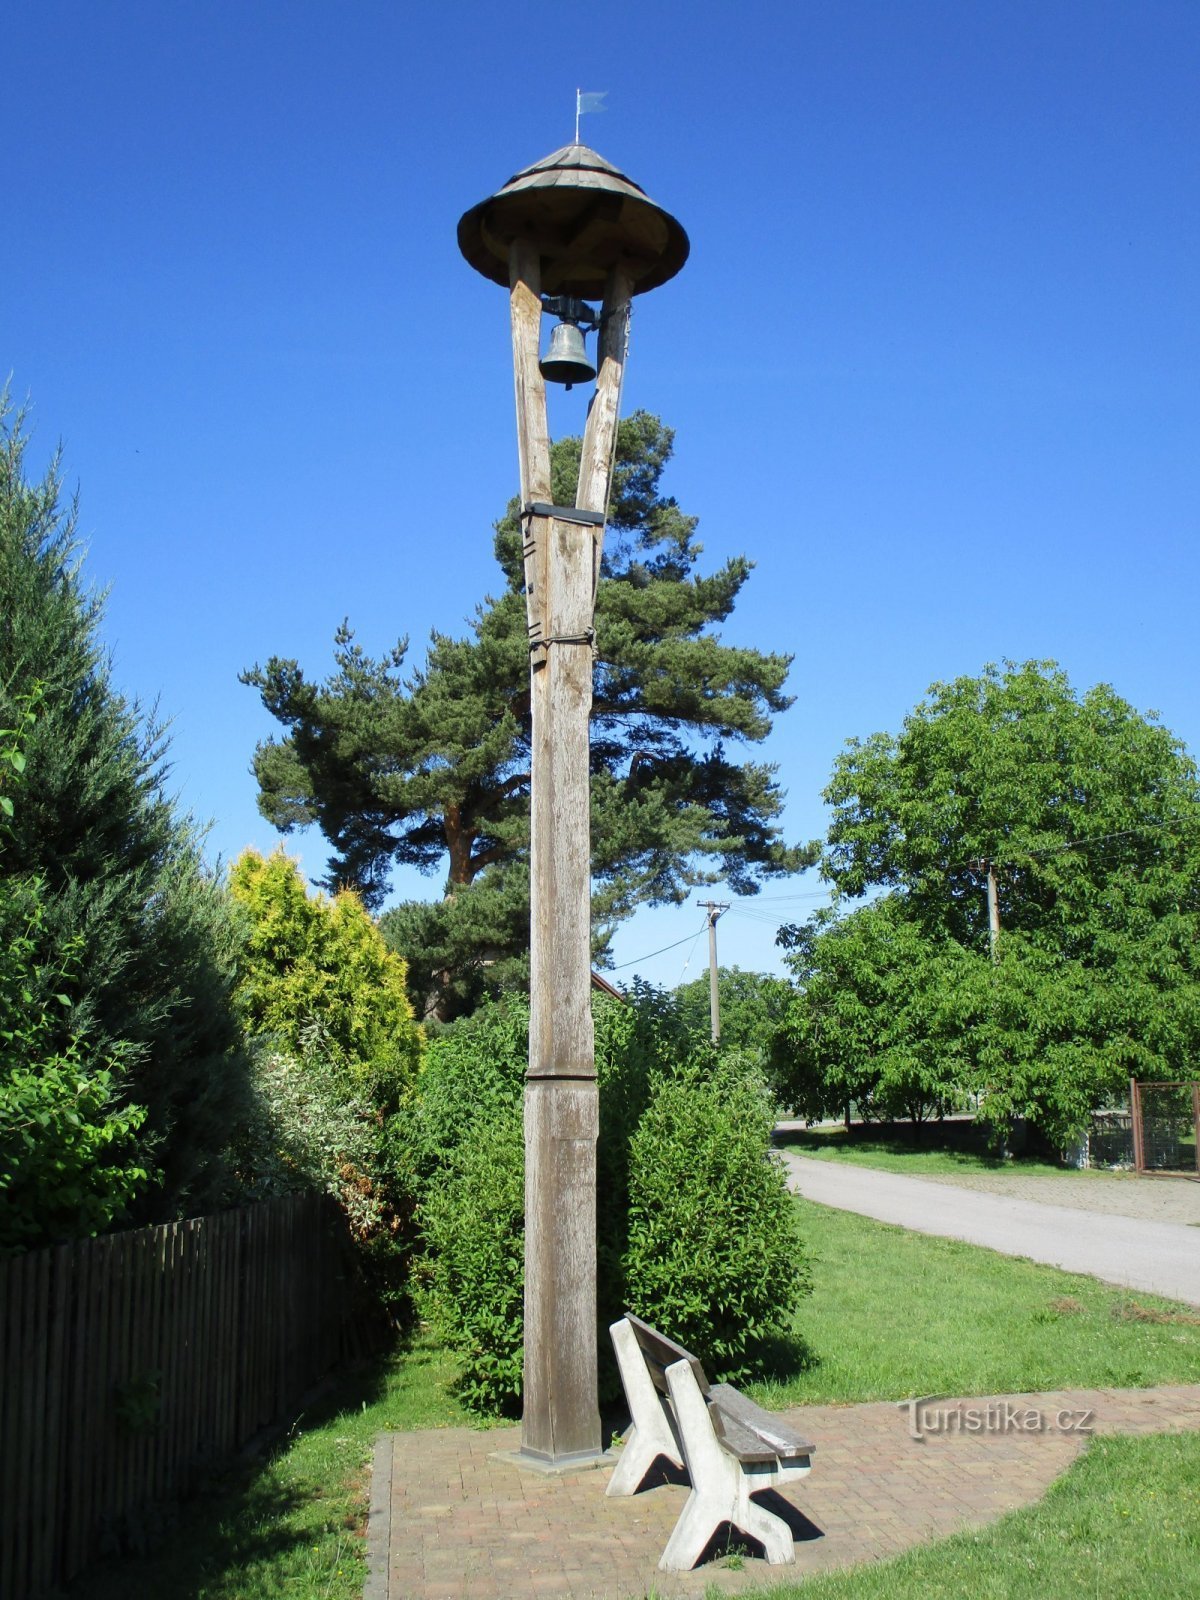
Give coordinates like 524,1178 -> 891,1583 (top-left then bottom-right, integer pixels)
624,1312 -> 710,1398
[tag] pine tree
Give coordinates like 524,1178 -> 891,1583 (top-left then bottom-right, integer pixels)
244,413 -> 810,1017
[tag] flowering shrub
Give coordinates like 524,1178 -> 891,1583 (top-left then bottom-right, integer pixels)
234,1029 -> 391,1235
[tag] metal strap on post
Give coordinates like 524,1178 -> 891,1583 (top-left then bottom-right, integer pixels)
521,502 -> 606,528
534,628 -> 595,653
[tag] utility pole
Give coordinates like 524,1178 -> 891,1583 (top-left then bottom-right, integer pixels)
971,859 -> 1001,962
698,900 -> 729,1044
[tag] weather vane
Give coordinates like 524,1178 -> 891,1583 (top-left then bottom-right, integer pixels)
575,88 -> 606,143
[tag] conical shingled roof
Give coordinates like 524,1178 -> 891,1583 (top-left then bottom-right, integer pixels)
517,144 -> 629,180
458,143 -> 688,297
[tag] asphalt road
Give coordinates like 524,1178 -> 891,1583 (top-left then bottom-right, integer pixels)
779,1152 -> 1200,1307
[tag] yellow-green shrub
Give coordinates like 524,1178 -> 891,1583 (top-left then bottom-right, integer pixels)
228,848 -> 422,1101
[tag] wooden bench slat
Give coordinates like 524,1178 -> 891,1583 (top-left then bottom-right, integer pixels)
708,1385 -> 817,1460
707,1403 -> 778,1464
624,1313 -> 710,1396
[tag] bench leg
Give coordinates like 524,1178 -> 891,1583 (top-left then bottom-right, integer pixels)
606,1319 -> 685,1497
658,1358 -> 797,1572
660,1475 -> 796,1571
735,1476 -> 796,1565
659,1481 -> 730,1572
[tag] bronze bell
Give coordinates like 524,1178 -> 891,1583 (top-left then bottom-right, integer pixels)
540,317 -> 596,389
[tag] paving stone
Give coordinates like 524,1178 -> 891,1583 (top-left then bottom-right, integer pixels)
367,1383 -> 1200,1598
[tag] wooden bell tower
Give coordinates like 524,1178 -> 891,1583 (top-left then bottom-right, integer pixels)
459,143 -> 688,1467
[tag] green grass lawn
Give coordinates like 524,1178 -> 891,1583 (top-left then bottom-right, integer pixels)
68,1200 -> 1200,1600
774,1121 -> 1075,1178
750,1199 -> 1200,1408
736,1431 -> 1200,1600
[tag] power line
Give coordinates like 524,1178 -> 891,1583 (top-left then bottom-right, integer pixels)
608,922 -> 710,971
938,819 -> 1197,879
740,889 -> 833,904
724,906 -> 842,939
676,924 -> 706,984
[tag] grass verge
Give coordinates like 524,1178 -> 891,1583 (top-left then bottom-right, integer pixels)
66,1335 -> 475,1600
750,1198 -> 1200,1407
738,1430 -> 1200,1600
774,1122 -> 1074,1178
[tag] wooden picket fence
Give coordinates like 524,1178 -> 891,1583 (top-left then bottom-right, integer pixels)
0,1191 -> 378,1600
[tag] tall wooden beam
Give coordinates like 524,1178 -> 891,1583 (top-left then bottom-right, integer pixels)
578,269 -> 633,510
577,265 -> 632,617
461,140 -> 687,1472
510,238 -> 602,1464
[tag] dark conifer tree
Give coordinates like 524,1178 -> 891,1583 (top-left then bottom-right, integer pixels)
0,397 -> 247,1219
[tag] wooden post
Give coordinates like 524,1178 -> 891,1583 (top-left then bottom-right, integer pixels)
467,141 -> 686,1464
577,267 -> 633,534
509,240 -> 625,1464
1130,1078 -> 1145,1174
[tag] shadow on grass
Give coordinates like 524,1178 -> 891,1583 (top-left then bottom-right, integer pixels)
741,1328 -> 821,1387
773,1119 -> 1058,1169
68,1341 -> 402,1600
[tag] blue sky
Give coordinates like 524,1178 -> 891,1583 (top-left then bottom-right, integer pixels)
8,0 -> 1198,986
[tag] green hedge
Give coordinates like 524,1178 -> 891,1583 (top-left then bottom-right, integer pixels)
411,988 -> 809,1413
624,1059 -> 809,1377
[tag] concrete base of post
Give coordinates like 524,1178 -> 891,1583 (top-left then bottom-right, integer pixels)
490,1445 -> 617,1476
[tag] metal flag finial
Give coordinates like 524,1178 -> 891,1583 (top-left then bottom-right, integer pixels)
575,88 -> 607,143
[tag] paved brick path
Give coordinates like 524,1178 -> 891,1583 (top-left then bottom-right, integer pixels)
365,1384 -> 1200,1599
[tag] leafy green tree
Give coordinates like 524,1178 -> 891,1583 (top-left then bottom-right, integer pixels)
0,397 -> 248,1220
676,965 -> 793,1059
0,698 -> 149,1252
778,661 -> 1200,1144
772,898 -> 972,1124
243,413 -> 809,1016
821,660 -> 1200,948
0,887 -> 151,1253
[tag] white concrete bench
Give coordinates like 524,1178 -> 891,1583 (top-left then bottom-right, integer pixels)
606,1313 -> 815,1572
